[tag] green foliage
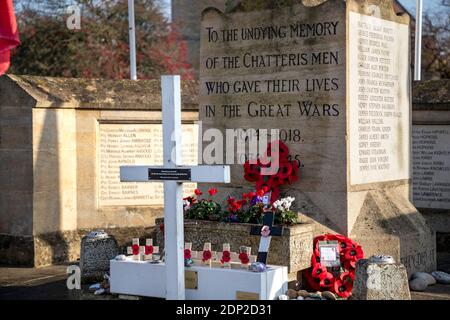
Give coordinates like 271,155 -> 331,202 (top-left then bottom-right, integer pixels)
184,200 -> 222,222
185,191 -> 298,226
274,209 -> 297,226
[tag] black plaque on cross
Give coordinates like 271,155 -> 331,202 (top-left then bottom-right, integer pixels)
250,211 -> 284,265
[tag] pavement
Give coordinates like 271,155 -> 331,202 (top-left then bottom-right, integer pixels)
1,254 -> 450,300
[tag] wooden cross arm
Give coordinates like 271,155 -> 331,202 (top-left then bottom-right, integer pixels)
120,165 -> 231,183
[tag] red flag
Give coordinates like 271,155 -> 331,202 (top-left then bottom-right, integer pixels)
0,0 -> 20,76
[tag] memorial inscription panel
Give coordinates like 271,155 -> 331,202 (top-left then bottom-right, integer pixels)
98,123 -> 198,206
348,11 -> 410,185
412,125 -> 450,210
200,2 -> 347,191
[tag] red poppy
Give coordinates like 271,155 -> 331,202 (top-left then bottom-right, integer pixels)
184,249 -> 191,260
239,252 -> 249,264
194,189 -> 202,196
208,188 -> 218,196
244,161 -> 261,183
256,189 -> 265,197
320,272 -> 335,288
312,263 -> 328,280
159,223 -> 164,232
340,271 -> 355,282
344,246 -> 364,265
311,253 -> 321,267
132,244 -> 140,255
145,246 -> 154,255
303,269 -> 321,291
202,250 -> 212,261
248,191 -> 256,199
334,279 -> 353,298
276,161 -> 293,180
221,251 -> 231,263
266,140 -> 290,161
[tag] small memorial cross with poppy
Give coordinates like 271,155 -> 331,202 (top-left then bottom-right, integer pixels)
249,193 -> 284,265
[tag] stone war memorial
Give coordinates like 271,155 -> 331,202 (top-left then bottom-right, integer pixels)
199,0 -> 435,277
2,0 -> 450,302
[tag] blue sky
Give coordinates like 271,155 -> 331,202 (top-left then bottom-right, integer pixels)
162,0 -> 445,19
398,0 -> 444,14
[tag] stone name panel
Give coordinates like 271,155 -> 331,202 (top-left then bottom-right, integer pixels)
348,11 -> 410,185
98,123 -> 198,206
413,125 -> 450,209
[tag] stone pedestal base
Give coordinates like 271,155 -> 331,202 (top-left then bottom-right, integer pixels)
352,259 -> 411,300
80,235 -> 119,283
155,219 -> 313,276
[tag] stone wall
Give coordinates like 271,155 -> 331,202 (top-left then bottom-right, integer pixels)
412,80 -> 450,244
0,75 -> 198,266
172,0 -> 410,78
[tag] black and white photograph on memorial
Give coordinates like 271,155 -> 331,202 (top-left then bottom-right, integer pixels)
0,0 -> 450,311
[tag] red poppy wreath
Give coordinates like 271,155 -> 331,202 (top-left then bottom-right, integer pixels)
243,140 -> 299,203
303,234 -> 364,298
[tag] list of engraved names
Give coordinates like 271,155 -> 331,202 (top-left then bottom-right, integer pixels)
98,123 -> 198,206
349,12 -> 410,185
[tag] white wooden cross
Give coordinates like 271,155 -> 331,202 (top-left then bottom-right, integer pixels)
120,75 -> 230,300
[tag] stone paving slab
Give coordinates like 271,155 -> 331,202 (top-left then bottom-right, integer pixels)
1,259 -> 450,300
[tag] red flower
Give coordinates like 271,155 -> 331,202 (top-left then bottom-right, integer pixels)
221,250 -> 231,263
159,223 -> 164,232
194,188 -> 202,196
184,249 -> 191,260
145,246 -> 154,255
208,188 -> 218,196
132,244 -> 140,255
244,161 -> 261,183
303,269 -> 321,291
248,191 -> 256,199
320,272 -> 335,288
183,196 -> 196,204
312,263 -> 328,280
340,271 -> 355,282
239,252 -> 249,264
334,279 -> 353,298
202,250 -> 212,261
266,140 -> 290,161
228,198 -> 243,213
256,189 -> 265,197
344,245 -> 364,268
311,254 -> 321,267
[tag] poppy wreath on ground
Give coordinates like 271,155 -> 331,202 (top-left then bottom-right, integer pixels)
303,234 -> 364,298
243,140 -> 300,203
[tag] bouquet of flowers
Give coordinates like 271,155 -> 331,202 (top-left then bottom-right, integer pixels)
183,188 -> 222,221
272,196 -> 297,225
303,234 -> 364,298
223,188 -> 298,225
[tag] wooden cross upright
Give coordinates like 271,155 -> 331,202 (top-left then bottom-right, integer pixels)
250,207 -> 284,265
120,76 -> 230,300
